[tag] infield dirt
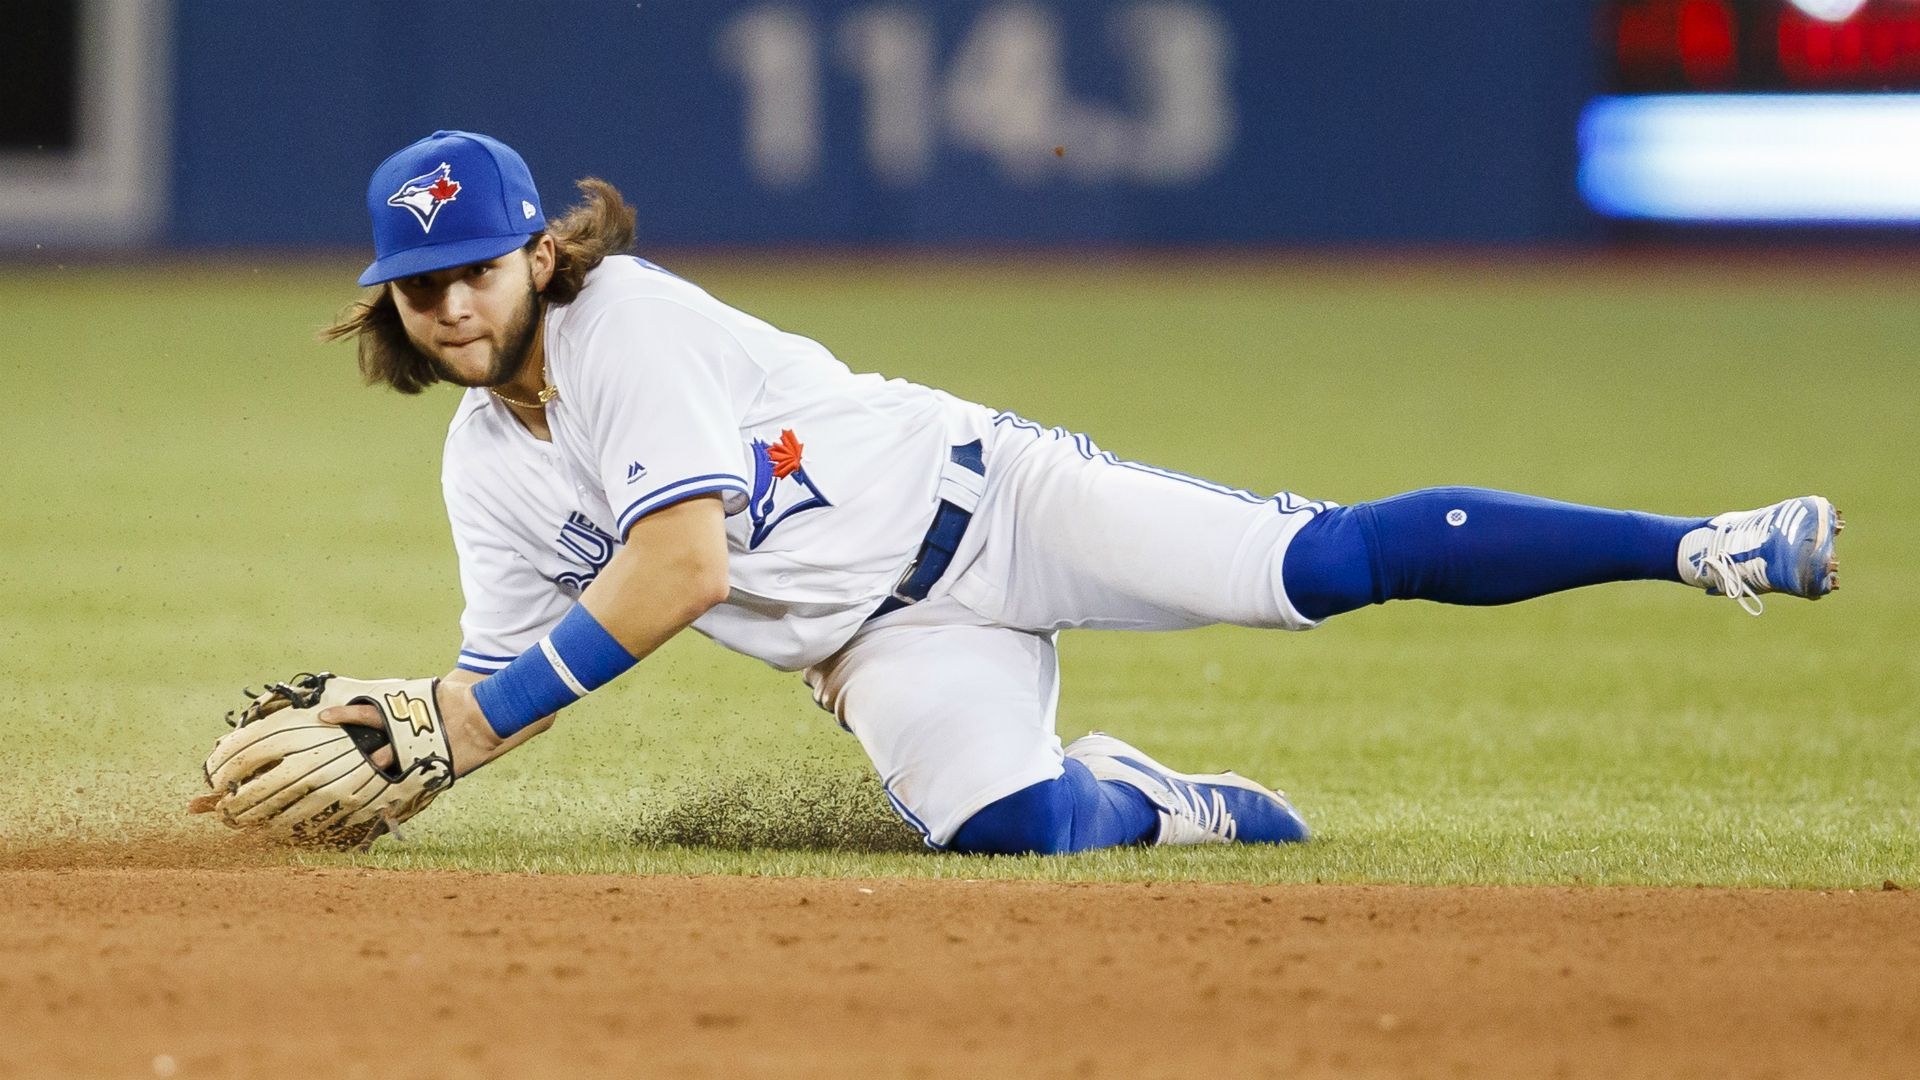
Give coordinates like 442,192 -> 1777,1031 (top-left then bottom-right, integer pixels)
2,866 -> 1914,1080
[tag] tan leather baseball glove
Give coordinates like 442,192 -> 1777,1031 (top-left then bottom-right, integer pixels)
190,672 -> 455,850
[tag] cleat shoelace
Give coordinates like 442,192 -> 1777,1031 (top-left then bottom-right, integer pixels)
1166,779 -> 1238,841
1695,548 -> 1767,617
1694,502 -> 1810,617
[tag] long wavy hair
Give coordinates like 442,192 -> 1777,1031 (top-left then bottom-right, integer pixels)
322,178 -> 638,394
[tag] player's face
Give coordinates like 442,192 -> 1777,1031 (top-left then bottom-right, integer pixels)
389,245 -> 549,388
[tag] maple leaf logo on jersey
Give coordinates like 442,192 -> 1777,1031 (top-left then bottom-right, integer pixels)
766,429 -> 805,478
747,428 -> 831,549
386,162 -> 462,234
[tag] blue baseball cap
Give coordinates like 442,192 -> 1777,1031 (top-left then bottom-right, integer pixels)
358,130 -> 546,287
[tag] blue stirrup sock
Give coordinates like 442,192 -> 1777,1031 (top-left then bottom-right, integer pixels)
949,758 -> 1159,855
1282,487 -> 1707,621
472,604 -> 638,738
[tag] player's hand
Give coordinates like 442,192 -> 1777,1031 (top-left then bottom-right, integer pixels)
320,680 -> 506,778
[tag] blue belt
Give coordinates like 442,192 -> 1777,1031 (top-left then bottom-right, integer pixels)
869,440 -> 985,622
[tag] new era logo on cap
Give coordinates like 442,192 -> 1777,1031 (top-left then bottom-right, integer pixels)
387,162 -> 462,234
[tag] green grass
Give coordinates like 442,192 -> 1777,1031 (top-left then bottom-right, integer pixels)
2,255 -> 1915,886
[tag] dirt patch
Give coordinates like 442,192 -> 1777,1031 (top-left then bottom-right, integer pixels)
0,869 -> 1913,1080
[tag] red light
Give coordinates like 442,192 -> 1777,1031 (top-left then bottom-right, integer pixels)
1806,20 -> 1836,77
1867,20 -> 1894,69
1779,11 -> 1809,81
1618,0 -> 1920,90
1773,2 -> 1920,86
1677,0 -> 1737,86
1837,19 -> 1865,69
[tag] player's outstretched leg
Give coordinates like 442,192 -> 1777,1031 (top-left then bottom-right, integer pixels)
1281,489 -> 1841,621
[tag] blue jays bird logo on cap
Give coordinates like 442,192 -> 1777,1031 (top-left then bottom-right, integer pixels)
386,162 -> 462,234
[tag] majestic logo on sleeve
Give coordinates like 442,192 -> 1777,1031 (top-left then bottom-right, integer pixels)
552,512 -> 617,594
386,162 -> 462,234
748,429 -> 831,549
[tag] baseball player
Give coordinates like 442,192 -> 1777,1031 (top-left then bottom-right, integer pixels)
212,130 -> 1842,855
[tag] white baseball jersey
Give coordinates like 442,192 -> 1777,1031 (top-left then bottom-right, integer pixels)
445,255 -> 994,675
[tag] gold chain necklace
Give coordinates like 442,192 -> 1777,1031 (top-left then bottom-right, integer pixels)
488,352 -> 558,409
488,383 -> 559,409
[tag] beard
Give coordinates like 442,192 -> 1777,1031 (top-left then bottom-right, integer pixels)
424,274 -> 543,389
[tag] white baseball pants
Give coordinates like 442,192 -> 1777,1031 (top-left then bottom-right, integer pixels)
804,416 -> 1328,846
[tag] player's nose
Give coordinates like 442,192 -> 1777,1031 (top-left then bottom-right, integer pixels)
436,282 -> 476,323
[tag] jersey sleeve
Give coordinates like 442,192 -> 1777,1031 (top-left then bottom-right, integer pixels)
566,298 -> 755,537
445,476 -> 571,675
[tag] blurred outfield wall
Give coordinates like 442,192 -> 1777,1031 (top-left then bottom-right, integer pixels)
0,0 -> 1596,249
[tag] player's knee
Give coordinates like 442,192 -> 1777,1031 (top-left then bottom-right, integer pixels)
948,776 -> 1077,855
1282,503 -> 1382,621
946,759 -> 1159,855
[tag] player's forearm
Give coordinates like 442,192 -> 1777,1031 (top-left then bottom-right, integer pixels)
465,495 -> 730,742
579,493 -> 730,658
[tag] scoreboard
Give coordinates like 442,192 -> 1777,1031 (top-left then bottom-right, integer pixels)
1584,0 -> 1920,224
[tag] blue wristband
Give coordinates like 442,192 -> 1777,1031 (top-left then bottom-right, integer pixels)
472,604 -> 638,738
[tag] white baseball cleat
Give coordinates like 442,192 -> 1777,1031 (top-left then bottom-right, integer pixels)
1678,495 -> 1843,616
1064,732 -> 1309,845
